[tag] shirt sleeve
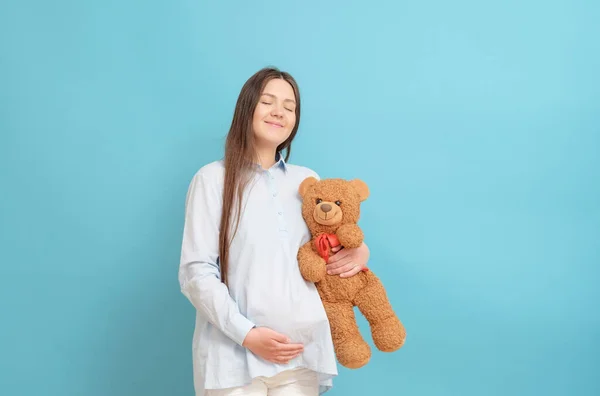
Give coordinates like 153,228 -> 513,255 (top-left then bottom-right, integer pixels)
178,171 -> 255,346
308,168 -> 320,181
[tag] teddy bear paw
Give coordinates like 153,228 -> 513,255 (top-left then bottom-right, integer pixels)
335,337 -> 372,369
372,316 -> 406,352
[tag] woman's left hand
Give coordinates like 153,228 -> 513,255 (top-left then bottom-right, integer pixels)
326,242 -> 370,278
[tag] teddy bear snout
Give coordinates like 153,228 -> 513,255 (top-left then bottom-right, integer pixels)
320,203 -> 332,213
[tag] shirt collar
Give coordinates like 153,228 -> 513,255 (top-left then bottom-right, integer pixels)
274,151 -> 288,172
253,151 -> 288,173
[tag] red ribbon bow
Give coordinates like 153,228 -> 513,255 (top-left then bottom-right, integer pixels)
314,233 -> 368,272
315,233 -> 340,262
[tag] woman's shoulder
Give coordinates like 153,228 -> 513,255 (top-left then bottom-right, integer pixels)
285,163 -> 320,181
197,159 -> 224,176
190,160 -> 225,185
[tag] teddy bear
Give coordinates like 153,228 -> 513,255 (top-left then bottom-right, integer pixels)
297,176 -> 406,369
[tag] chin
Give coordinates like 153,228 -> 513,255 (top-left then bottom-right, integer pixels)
256,132 -> 290,148
258,140 -> 285,152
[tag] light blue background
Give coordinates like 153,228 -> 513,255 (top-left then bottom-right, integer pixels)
1,1 -> 599,395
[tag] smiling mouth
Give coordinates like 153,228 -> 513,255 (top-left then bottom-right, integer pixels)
265,121 -> 283,128
316,211 -> 341,222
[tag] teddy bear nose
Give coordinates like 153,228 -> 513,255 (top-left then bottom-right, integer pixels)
320,203 -> 332,213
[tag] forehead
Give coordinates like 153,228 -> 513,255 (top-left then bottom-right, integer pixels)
262,78 -> 295,100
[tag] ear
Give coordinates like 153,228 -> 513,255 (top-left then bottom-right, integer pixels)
298,177 -> 318,199
350,179 -> 369,201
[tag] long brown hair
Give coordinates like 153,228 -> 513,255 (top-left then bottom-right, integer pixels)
219,67 -> 301,285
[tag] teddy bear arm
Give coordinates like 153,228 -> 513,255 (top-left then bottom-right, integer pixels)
298,241 -> 327,282
335,223 -> 364,249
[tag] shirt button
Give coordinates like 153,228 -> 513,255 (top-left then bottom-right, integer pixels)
273,192 -> 278,197
278,211 -> 282,215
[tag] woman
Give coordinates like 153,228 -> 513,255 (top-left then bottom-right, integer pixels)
179,67 -> 370,395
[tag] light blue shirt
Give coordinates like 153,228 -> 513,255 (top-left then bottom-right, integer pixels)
178,155 -> 338,395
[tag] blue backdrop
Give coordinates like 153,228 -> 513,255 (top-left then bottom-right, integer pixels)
1,1 -> 599,395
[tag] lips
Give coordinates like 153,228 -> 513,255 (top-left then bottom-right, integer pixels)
265,121 -> 283,128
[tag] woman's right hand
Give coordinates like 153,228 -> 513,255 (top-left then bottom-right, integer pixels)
242,327 -> 304,364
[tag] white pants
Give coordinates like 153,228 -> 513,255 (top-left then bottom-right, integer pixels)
205,368 -> 319,396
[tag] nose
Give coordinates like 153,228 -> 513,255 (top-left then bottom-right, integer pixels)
271,104 -> 283,117
320,203 -> 332,213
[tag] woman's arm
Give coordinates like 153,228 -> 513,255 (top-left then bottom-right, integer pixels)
178,171 -> 254,346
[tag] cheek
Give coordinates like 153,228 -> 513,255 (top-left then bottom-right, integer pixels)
253,106 -> 267,123
252,108 -> 268,133
286,113 -> 297,132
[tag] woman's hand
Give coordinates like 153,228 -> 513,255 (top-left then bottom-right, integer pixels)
242,327 -> 304,364
326,241 -> 370,278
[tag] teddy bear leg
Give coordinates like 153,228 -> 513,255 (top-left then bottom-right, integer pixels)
323,301 -> 371,369
354,275 -> 406,352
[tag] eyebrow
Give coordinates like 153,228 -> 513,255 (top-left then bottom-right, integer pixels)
261,93 -> 296,105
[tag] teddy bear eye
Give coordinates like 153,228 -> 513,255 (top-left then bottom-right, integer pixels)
335,200 -> 342,206
316,198 -> 322,204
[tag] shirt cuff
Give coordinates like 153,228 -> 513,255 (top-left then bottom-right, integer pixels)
227,313 -> 256,346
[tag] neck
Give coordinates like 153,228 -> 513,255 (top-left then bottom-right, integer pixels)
255,145 -> 278,170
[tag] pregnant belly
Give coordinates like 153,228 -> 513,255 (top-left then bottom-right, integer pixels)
245,281 -> 330,345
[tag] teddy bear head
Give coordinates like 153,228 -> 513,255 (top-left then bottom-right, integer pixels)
298,177 -> 370,235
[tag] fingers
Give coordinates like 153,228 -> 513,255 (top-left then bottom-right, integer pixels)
327,258 -> 354,274
340,264 -> 363,278
330,245 -> 343,253
278,349 -> 303,359
271,349 -> 303,364
327,251 -> 352,270
265,328 -> 303,353
327,256 -> 351,270
327,248 -> 349,264
275,342 -> 304,352
265,343 -> 303,364
272,355 -> 301,364
267,329 -> 291,344
246,328 -> 305,365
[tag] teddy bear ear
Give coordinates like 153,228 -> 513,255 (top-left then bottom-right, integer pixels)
298,177 -> 318,199
350,179 -> 370,201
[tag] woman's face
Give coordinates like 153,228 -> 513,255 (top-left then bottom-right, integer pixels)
252,78 -> 297,151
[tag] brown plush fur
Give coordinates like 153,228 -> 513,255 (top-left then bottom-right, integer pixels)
297,177 -> 406,369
